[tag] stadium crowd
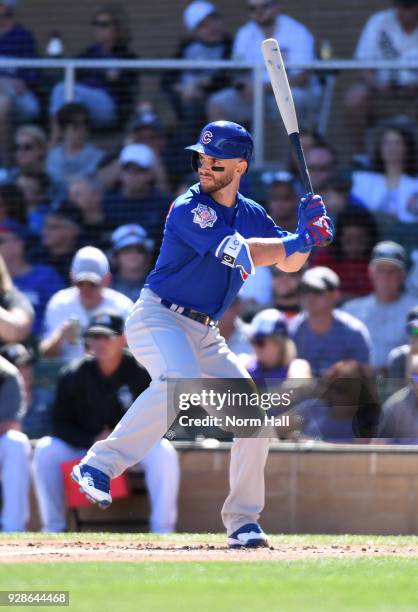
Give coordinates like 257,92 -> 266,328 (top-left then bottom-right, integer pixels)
0,0 -> 417,532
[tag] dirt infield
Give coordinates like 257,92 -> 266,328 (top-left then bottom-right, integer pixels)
1,538 -> 418,562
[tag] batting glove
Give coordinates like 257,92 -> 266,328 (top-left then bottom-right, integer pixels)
282,215 -> 334,256
297,194 -> 327,234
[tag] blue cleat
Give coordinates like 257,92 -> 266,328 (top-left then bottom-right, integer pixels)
71,464 -> 112,509
227,523 -> 269,549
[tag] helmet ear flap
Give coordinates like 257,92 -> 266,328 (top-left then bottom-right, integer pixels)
191,151 -> 200,172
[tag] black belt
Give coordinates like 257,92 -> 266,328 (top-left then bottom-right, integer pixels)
161,299 -> 218,327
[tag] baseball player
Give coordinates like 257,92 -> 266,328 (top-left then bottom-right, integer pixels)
72,121 -> 333,547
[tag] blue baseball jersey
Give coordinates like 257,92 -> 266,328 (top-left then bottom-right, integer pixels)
146,183 -> 288,319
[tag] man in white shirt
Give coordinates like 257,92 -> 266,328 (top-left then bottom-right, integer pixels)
342,241 -> 417,371
345,0 -> 418,155
40,246 -> 133,361
208,0 -> 320,129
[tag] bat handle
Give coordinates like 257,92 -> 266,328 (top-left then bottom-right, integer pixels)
302,191 -> 313,208
289,132 -> 313,198
288,133 -> 332,247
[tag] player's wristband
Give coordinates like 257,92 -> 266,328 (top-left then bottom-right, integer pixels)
281,233 -> 311,256
215,232 -> 255,279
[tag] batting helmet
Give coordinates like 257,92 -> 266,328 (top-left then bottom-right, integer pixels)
185,121 -> 253,172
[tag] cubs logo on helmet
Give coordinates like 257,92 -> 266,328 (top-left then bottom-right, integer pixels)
201,130 -> 213,144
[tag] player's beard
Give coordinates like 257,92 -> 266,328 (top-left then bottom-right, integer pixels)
199,170 -> 234,194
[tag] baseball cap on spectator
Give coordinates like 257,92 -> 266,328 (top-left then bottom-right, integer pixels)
71,246 -> 110,284
370,241 -> 406,271
183,1 -> 217,30
119,144 -> 156,169
407,306 -> 418,336
49,200 -> 82,229
111,224 -> 154,254
132,110 -> 163,132
249,309 -> 288,340
301,266 -> 340,292
0,343 -> 34,366
84,312 -> 124,338
0,219 -> 26,240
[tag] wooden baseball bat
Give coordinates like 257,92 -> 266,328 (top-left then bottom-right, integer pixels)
261,37 -> 313,196
262,37 -> 332,246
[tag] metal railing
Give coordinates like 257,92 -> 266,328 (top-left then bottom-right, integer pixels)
2,57 -> 418,167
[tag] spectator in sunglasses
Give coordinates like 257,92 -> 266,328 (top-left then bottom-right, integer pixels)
40,246 -> 132,361
0,125 -> 47,184
49,4 -> 137,127
244,308 -> 311,381
103,143 -> 171,245
13,125 -> 47,174
0,0 -> 40,165
46,103 -> 106,193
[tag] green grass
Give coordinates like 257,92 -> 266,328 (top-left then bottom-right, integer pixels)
1,559 -> 418,612
0,534 -> 417,612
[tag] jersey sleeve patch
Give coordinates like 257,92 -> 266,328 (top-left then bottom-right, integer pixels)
166,200 -> 231,257
191,203 -> 218,228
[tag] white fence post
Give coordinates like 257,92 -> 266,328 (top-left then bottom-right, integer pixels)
63,62 -> 76,102
253,64 -> 264,168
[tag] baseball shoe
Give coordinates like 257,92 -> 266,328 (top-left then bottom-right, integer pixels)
227,523 -> 269,549
71,463 -> 112,508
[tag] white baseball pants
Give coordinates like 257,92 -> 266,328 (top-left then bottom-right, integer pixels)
32,435 -> 179,533
0,430 -> 31,531
80,288 -> 270,535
